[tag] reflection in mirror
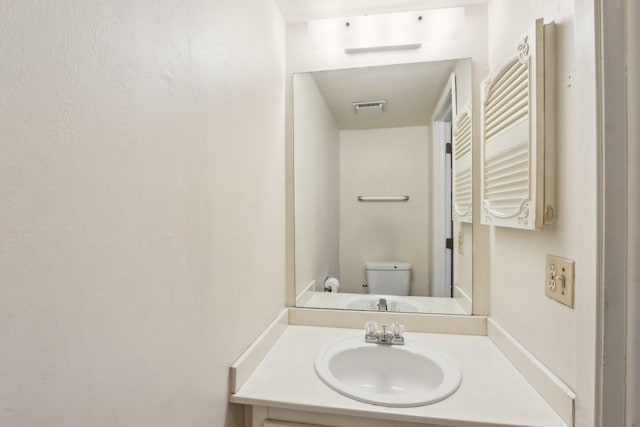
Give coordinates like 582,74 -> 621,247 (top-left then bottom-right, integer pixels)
293,59 -> 473,315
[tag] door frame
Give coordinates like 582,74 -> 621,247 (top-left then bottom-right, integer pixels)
596,0 -> 637,424
431,74 -> 456,298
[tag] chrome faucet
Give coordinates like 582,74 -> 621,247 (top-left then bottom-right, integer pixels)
364,321 -> 404,345
377,298 -> 388,311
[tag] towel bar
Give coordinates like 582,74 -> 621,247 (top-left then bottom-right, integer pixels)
357,196 -> 410,202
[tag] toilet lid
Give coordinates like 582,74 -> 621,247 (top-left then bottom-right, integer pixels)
366,262 -> 411,271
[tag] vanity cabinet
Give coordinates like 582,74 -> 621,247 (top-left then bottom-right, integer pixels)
231,322 -> 569,427
246,405 -> 452,427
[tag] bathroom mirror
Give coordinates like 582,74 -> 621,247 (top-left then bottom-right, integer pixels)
293,59 -> 473,315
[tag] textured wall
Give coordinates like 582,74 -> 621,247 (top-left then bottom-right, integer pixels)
0,1 -> 285,426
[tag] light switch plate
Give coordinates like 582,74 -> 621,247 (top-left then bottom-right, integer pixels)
545,254 -> 575,308
457,232 -> 464,255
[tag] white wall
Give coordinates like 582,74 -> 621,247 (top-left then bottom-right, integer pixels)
453,221 -> 473,308
486,1 -> 598,425
454,59 -> 473,113
293,74 -> 340,295
339,126 -> 430,295
0,1 -> 285,426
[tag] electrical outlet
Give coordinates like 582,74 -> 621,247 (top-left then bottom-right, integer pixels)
457,232 -> 464,255
545,254 -> 575,308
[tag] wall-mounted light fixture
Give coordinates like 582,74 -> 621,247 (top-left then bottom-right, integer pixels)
308,7 -> 465,53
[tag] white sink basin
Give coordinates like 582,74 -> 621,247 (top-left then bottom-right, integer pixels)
338,296 -> 424,313
314,336 -> 461,407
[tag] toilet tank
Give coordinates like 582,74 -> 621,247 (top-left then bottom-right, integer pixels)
365,262 -> 411,296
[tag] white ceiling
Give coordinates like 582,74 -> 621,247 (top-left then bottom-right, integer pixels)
274,0 -> 486,23
309,59 -> 464,130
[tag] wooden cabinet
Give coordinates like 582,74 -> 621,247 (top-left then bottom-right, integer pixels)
452,101 -> 473,223
480,19 -> 555,230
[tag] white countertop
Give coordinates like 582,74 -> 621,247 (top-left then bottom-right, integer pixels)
231,325 -> 567,427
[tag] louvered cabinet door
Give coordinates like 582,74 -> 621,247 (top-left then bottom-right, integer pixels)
480,18 -> 554,230
452,102 -> 472,223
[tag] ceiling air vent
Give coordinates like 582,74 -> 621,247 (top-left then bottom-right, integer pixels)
353,100 -> 386,114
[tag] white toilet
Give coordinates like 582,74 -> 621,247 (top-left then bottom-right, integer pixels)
365,262 -> 411,296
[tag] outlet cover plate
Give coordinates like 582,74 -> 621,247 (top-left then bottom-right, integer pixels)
545,254 -> 575,308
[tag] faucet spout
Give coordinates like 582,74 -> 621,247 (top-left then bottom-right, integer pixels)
378,298 -> 388,311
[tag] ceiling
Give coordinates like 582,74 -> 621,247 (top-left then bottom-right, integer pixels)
310,59 -> 462,130
274,0 -> 487,23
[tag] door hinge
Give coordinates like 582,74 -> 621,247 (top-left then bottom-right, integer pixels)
446,238 -> 453,249
446,143 -> 452,154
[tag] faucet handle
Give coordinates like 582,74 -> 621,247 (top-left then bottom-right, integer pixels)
392,323 -> 404,337
391,323 -> 404,337
391,323 -> 405,345
365,320 -> 378,335
365,320 -> 378,342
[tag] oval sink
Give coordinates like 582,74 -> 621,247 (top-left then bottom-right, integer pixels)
314,336 -> 461,407
338,296 -> 424,313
